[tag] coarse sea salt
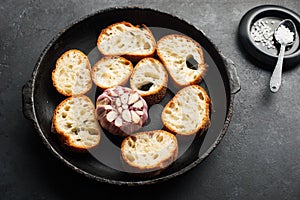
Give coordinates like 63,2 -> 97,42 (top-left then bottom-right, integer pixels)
250,19 -> 275,49
274,25 -> 294,45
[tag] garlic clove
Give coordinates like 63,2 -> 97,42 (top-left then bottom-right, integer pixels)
122,104 -> 128,110
132,100 -> 143,109
121,93 -> 129,105
103,105 -> 113,110
116,98 -> 122,107
106,111 -> 118,122
135,110 -> 145,116
114,116 -> 123,127
109,89 -> 118,97
122,109 -> 132,122
117,106 -> 123,114
131,110 -> 140,123
128,92 -> 140,105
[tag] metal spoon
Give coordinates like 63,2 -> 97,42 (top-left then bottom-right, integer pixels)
270,19 -> 297,92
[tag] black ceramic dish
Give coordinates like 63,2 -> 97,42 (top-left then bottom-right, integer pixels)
238,5 -> 300,70
22,7 -> 240,186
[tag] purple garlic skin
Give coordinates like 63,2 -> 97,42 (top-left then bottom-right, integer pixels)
95,86 -> 148,137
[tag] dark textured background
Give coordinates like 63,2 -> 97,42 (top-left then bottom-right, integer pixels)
1,0 -> 299,199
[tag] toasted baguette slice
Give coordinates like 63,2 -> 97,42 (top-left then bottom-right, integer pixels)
130,58 -> 168,105
52,95 -> 101,151
156,34 -> 207,87
121,130 -> 178,175
162,85 -> 211,136
97,22 -> 156,60
52,49 -> 92,96
92,56 -> 133,90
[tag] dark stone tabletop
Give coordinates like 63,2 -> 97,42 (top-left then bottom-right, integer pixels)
1,0 -> 299,199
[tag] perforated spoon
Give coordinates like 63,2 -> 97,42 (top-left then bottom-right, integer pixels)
270,19 -> 297,92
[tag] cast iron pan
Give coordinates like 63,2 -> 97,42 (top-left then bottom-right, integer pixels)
22,7 -> 240,186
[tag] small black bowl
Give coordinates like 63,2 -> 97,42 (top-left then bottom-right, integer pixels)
238,5 -> 300,71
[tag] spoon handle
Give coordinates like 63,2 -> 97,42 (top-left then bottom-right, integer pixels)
270,44 -> 286,92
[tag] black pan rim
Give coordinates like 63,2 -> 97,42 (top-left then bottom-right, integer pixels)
23,6 -> 239,186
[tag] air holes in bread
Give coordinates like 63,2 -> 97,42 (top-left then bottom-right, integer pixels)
186,55 -> 198,70
139,82 -> 153,91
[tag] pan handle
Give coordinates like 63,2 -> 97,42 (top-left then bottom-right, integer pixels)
22,80 -> 35,121
222,56 -> 241,94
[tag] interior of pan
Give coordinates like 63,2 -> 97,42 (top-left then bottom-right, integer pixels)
32,7 -> 232,185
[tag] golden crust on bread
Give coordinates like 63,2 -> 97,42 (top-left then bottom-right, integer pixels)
157,34 -> 207,87
121,130 -> 178,174
52,95 -> 101,151
92,56 -> 133,90
130,58 -> 168,105
52,49 -> 92,96
161,85 -> 211,136
97,21 -> 156,60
